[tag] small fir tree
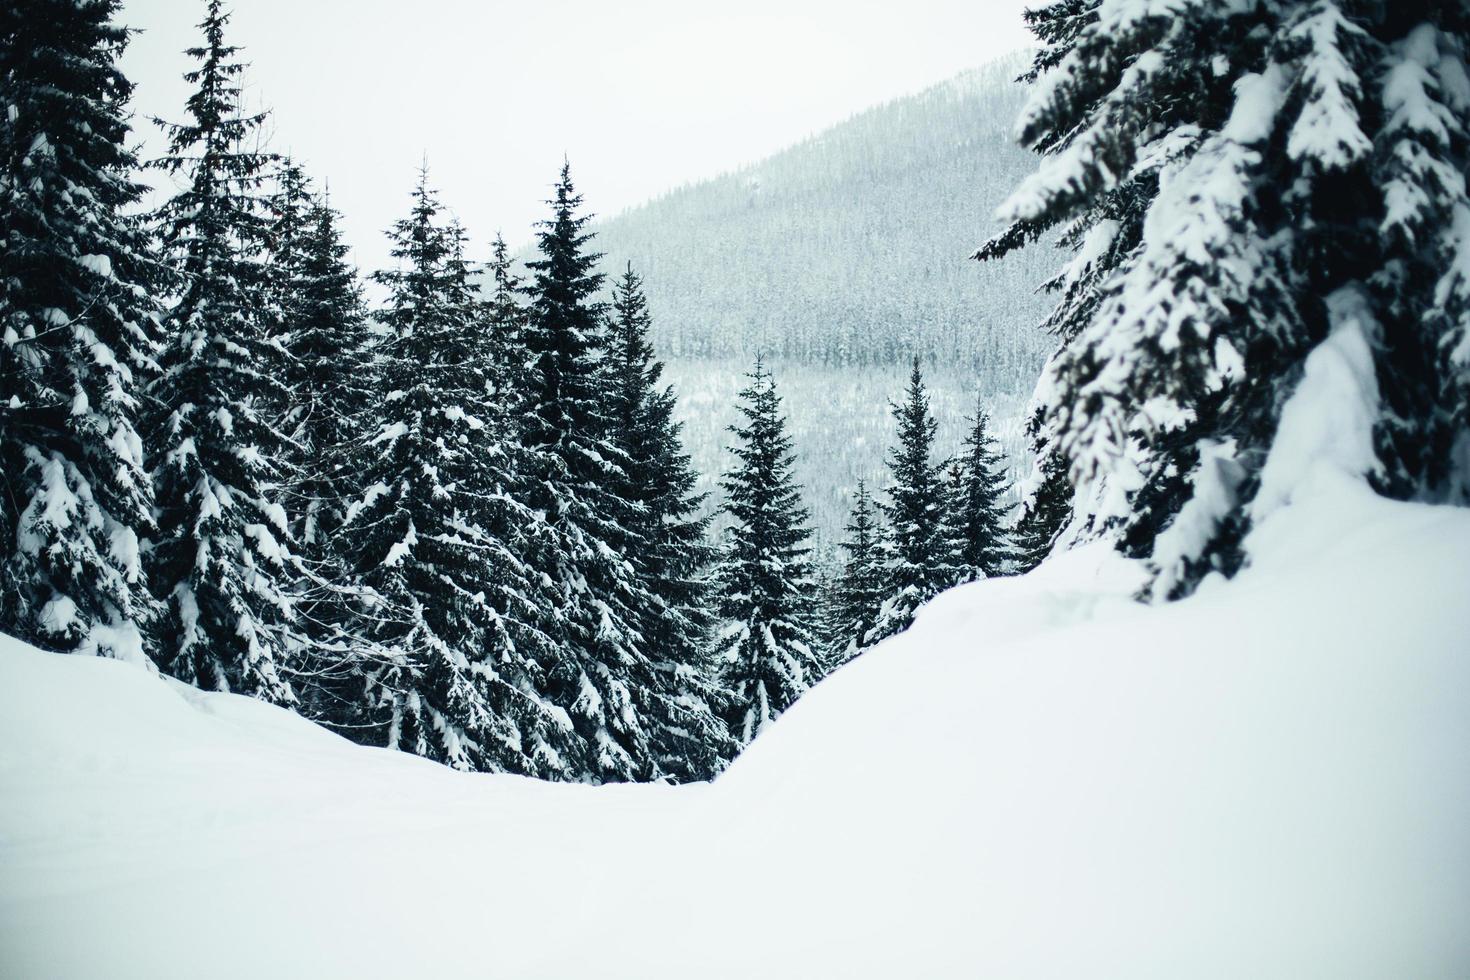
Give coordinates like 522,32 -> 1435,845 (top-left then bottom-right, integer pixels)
870,358 -> 951,643
829,481 -> 885,661
714,360 -> 819,744
946,403 -> 1016,582
482,232 -> 529,407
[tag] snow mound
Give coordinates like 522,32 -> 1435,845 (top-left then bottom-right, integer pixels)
2,479 -> 1468,979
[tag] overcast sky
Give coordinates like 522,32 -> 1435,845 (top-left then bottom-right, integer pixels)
119,0 -> 1033,275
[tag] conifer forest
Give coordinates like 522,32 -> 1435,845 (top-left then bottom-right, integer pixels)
3,2 -> 1469,977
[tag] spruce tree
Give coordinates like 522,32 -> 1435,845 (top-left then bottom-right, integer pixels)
262,159 -> 313,355
946,404 -> 1016,583
714,360 -> 818,744
810,545 -> 844,666
270,182 -> 377,717
939,460 -> 967,572
483,232 -> 528,407
0,0 -> 160,662
336,171 -> 565,773
606,263 -> 732,779
146,0 -> 300,702
870,358 -> 950,643
1011,447 -> 1072,574
829,481 -> 884,663
980,0 -> 1470,597
276,188 -> 371,550
518,162 -> 670,780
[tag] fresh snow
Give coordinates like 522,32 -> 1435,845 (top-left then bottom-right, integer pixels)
2,477 -> 1468,978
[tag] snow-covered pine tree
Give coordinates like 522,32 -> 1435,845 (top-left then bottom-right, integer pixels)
146,0 -> 301,703
605,262 -> 732,780
940,459 -> 967,567
1011,443 -> 1072,574
829,480 -> 884,663
869,358 -> 951,643
483,232 -> 529,407
979,0 -> 1470,598
262,159 -> 313,354
518,161 -> 681,780
809,544 -> 843,663
0,0 -> 160,663
266,178 -> 377,718
270,183 -> 371,551
336,170 -> 565,773
945,403 -> 1016,583
714,359 -> 819,744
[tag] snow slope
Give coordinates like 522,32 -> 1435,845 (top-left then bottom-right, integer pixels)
3,477 -> 1468,979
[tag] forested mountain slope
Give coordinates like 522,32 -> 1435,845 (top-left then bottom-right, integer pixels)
592,53 -> 1052,371
585,54 -> 1056,538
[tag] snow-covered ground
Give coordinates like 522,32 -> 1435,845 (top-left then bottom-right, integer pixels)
3,472 -> 1468,979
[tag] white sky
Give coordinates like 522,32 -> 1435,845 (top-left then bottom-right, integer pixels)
119,0 -> 1033,275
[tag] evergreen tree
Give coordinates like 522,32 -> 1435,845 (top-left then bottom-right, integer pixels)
605,263 -> 732,780
0,0 -> 160,662
519,162 -> 670,781
809,544 -> 843,665
483,232 -> 529,408
336,170 -> 564,773
262,159 -> 313,354
270,182 -> 377,718
146,0 -> 301,702
870,358 -> 950,643
946,403 -> 1016,582
277,188 -> 371,550
829,481 -> 884,663
714,360 -> 818,744
980,0 -> 1470,597
1011,446 -> 1073,574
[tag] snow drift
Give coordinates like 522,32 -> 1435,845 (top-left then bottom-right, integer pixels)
2,475 -> 1468,979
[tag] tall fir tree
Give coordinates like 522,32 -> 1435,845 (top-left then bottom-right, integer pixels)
336,170 -> 565,773
0,0 -> 160,662
979,0 -> 1470,597
605,263 -> 732,779
945,403 -> 1016,583
714,359 -> 819,744
146,0 -> 301,703
829,480 -> 884,663
274,187 -> 371,551
518,161 -> 672,781
869,358 -> 951,643
267,179 -> 377,718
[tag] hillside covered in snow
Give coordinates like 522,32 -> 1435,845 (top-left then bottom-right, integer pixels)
4,472 -> 1467,979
